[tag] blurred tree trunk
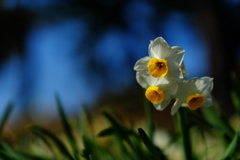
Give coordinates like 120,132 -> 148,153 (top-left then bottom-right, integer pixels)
0,9 -> 32,64
192,0 -> 240,115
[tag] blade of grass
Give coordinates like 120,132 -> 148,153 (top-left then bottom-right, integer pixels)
202,103 -> 235,145
79,107 -> 95,139
0,103 -> 13,138
0,150 -> 13,160
26,124 -> 74,160
97,127 -> 115,137
0,149 -> 24,160
231,72 -> 240,115
138,128 -> 165,160
101,110 -> 140,159
82,134 -> 115,160
221,129 -> 240,159
55,94 -> 80,160
231,72 -> 240,96
102,110 -> 140,142
82,135 -> 97,160
231,91 -> 240,115
17,151 -> 54,160
0,143 -> 53,160
163,132 -> 180,150
31,131 -> 58,160
98,125 -> 149,160
186,109 -> 221,130
0,142 -> 27,160
102,110 -> 130,138
178,108 -> 192,160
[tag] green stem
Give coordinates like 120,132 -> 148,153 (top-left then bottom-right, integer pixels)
144,99 -> 154,141
178,108 -> 192,160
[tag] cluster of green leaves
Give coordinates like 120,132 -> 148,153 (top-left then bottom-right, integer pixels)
0,73 -> 240,160
0,96 -> 167,160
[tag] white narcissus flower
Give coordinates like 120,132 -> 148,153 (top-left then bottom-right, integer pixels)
136,72 -> 178,111
171,77 -> 214,115
134,37 -> 185,81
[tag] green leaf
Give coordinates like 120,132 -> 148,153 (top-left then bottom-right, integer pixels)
55,94 -> 80,160
138,128 -> 165,160
0,142 -> 27,160
163,132 -> 180,150
97,127 -> 115,137
202,103 -> 235,142
0,144 -> 53,160
221,129 -> 240,159
17,151 -> 53,160
231,72 -> 240,96
0,149 -> 19,160
186,109 -> 221,130
231,91 -> 240,115
81,135 -> 95,160
26,124 -> 74,160
31,131 -> 58,160
231,72 -> 240,115
0,103 -> 13,138
101,110 -> 141,159
82,134 -> 115,160
0,150 -> 12,160
102,110 -> 132,139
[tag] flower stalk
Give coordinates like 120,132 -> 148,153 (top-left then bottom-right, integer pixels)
178,107 -> 192,160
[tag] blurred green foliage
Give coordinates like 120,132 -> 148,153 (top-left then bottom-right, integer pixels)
0,75 -> 240,160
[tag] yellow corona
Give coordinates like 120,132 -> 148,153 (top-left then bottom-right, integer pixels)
148,58 -> 168,78
186,93 -> 204,110
145,86 -> 165,104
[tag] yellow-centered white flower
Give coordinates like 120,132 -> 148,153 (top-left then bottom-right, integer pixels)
171,77 -> 213,115
136,72 -> 178,111
134,37 -> 185,80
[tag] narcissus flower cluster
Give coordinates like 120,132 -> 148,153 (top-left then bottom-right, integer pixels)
134,37 -> 213,115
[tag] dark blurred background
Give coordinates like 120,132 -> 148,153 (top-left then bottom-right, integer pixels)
0,0 -> 240,127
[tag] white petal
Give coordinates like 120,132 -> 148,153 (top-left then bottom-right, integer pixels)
149,37 -> 171,59
134,56 -> 151,74
171,100 -> 184,115
179,68 -> 184,79
166,62 -> 182,80
160,80 -> 178,96
181,78 -> 199,94
136,72 -> 149,89
155,78 -> 170,90
167,51 -> 185,66
202,95 -> 213,107
196,77 -> 214,96
154,76 -> 169,86
153,98 -> 171,111
182,102 -> 187,106
164,51 -> 184,80
171,46 -> 184,55
166,58 -> 179,71
175,81 -> 190,98
136,72 -> 157,89
188,77 -> 198,84
169,82 -> 178,95
148,40 -> 157,58
175,79 -> 202,101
